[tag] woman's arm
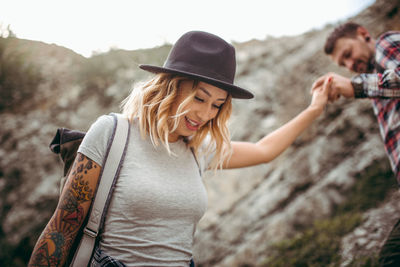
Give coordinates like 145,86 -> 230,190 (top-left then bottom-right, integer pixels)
28,153 -> 101,267
224,78 -> 330,169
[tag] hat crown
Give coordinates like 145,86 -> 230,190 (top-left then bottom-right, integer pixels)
164,31 -> 236,83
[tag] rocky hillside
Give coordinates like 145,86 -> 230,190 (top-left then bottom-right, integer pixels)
1,0 -> 399,266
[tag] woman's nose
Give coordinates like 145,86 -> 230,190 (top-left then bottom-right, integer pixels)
197,105 -> 214,122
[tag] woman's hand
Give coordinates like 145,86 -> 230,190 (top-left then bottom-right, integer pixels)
308,76 -> 332,116
311,73 -> 354,102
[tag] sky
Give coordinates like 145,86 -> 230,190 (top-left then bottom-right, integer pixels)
1,0 -> 375,57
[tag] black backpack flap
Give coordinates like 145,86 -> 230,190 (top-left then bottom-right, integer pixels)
49,128 -> 86,176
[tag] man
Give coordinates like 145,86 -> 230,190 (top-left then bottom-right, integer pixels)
312,22 -> 400,266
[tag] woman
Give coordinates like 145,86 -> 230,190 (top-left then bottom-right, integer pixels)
28,31 -> 331,266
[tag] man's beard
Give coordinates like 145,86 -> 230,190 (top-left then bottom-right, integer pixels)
366,54 -> 376,73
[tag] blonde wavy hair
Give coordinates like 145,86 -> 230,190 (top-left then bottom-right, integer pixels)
121,73 -> 233,170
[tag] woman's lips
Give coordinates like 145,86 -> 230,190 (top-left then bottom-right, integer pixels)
185,117 -> 200,131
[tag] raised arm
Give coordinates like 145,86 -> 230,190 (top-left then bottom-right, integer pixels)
224,78 -> 331,169
28,153 -> 101,267
312,32 -> 400,100
311,70 -> 400,101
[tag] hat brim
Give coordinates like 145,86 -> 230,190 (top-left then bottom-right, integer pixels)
139,64 -> 254,99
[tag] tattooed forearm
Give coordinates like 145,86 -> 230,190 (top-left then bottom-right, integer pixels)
28,154 -> 101,267
29,230 -> 65,266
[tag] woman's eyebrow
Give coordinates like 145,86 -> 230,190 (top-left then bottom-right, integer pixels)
199,87 -> 226,101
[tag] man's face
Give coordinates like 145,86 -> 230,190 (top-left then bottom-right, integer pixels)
330,35 -> 375,73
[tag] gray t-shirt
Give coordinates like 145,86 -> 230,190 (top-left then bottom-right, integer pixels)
78,115 -> 210,266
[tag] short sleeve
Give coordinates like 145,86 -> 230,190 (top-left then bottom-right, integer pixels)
77,115 -> 115,166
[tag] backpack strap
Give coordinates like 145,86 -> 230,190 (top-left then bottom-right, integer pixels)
71,113 -> 130,267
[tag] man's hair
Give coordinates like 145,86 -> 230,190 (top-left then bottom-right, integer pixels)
121,73 -> 233,170
324,22 -> 362,55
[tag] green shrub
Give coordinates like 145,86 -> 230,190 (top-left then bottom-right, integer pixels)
0,37 -> 43,112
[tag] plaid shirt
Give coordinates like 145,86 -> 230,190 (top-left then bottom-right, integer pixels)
351,31 -> 400,183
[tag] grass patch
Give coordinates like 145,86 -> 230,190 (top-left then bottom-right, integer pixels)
346,254 -> 380,267
334,159 -> 396,215
262,213 -> 362,267
262,159 -> 396,266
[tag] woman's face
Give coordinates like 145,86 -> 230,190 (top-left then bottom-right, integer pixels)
169,80 -> 228,142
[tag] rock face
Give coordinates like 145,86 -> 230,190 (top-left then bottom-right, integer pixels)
192,1 -> 400,266
1,0 -> 400,266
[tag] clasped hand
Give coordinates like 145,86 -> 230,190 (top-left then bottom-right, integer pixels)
311,73 -> 354,102
307,74 -> 331,115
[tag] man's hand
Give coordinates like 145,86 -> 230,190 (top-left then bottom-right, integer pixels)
311,72 -> 354,102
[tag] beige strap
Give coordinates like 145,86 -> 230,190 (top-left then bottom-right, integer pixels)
71,114 -> 129,267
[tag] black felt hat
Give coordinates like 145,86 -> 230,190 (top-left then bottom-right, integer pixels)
139,31 -> 254,99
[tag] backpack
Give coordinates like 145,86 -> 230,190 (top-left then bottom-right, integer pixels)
50,128 -> 86,194
49,113 -> 130,266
